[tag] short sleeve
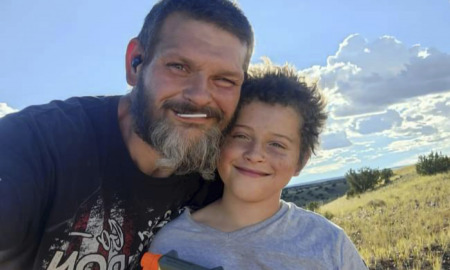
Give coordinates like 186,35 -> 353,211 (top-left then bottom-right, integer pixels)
0,111 -> 53,250
338,232 -> 368,269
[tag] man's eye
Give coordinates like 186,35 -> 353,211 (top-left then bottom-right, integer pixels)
215,77 -> 236,88
167,63 -> 186,72
232,134 -> 249,140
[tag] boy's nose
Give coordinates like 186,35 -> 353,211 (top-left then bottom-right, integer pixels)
244,143 -> 265,163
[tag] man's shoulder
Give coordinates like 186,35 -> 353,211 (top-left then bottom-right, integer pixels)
1,95 -> 121,133
0,95 -> 124,169
16,95 -> 120,118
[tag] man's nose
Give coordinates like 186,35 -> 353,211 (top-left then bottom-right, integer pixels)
183,74 -> 213,107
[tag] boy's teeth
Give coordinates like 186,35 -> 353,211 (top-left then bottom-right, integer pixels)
177,113 -> 207,118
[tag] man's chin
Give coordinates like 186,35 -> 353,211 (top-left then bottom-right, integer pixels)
174,125 -> 213,143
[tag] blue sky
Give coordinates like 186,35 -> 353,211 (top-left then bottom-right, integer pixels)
1,0 -> 450,186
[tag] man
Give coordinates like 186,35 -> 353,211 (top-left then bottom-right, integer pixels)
0,0 -> 253,269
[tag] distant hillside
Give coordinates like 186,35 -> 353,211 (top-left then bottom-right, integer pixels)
318,166 -> 450,269
281,177 -> 348,207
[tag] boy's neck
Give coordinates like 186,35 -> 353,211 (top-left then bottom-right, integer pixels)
192,195 -> 282,233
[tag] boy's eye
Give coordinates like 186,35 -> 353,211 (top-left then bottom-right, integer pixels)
269,142 -> 286,149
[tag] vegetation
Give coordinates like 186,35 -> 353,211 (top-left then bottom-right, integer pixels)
319,166 -> 450,269
281,178 -> 348,207
380,168 -> 394,184
345,167 -> 396,197
416,151 -> 450,176
345,167 -> 381,197
305,201 -> 320,212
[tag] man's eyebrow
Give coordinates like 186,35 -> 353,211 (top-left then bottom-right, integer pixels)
162,51 -> 244,79
162,53 -> 192,65
216,70 -> 245,80
232,124 -> 252,130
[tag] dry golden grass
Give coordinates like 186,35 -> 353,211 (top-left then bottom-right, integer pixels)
319,166 -> 450,270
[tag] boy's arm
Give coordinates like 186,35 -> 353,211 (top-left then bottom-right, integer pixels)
339,233 -> 368,270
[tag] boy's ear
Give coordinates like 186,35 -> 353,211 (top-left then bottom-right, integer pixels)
294,150 -> 312,176
125,38 -> 144,86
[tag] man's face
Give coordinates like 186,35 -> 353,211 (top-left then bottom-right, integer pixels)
131,13 -> 247,177
144,13 -> 246,131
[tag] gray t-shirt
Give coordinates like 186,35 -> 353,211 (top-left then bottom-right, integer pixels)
149,200 -> 367,270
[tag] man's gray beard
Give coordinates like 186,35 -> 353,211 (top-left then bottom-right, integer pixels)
150,119 -> 222,180
130,75 -> 222,180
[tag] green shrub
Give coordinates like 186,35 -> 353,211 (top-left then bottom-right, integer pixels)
306,201 -> 320,212
380,168 -> 394,184
345,167 -> 381,196
416,151 -> 450,175
366,199 -> 386,208
323,211 -> 334,220
346,188 -> 356,199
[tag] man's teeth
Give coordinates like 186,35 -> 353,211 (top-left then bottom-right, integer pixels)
177,113 -> 207,118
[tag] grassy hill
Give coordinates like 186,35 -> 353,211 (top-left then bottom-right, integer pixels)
316,166 -> 449,270
281,177 -> 348,207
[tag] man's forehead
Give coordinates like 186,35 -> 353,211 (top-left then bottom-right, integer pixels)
156,14 -> 247,71
159,13 -> 248,51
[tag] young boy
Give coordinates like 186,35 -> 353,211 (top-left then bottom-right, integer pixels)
146,61 -> 367,269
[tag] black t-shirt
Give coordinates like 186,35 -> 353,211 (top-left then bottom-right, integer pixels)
0,96 -> 222,269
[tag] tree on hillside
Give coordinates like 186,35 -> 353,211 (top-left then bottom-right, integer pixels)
306,201 -> 320,212
346,167 -> 380,197
380,168 -> 394,184
416,151 -> 450,175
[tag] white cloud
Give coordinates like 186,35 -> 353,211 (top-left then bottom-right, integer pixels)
388,93 -> 450,137
301,91 -> 450,179
387,139 -> 419,153
304,150 -> 362,175
304,162 -> 344,175
295,35 -> 450,183
302,34 -> 450,117
0,103 -> 17,118
392,156 -> 417,167
321,131 -> 352,150
351,109 -> 402,134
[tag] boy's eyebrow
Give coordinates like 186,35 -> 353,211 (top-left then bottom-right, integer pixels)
271,133 -> 295,143
233,124 -> 295,143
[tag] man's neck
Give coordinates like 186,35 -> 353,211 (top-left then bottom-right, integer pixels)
192,194 -> 281,233
118,95 -> 175,178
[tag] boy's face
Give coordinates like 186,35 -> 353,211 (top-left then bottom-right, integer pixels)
218,101 -> 303,204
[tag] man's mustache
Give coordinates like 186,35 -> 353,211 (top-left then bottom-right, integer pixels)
162,100 -> 224,122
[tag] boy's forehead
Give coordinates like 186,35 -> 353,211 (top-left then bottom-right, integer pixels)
239,101 -> 303,121
236,101 -> 303,134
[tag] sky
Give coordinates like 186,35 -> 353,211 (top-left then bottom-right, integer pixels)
1,0 -> 449,186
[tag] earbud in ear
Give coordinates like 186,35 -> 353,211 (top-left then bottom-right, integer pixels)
131,56 -> 142,69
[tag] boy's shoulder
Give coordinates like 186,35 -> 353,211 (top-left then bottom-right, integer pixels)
281,200 -> 345,235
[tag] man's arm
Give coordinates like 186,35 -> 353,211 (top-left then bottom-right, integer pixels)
0,112 -> 52,252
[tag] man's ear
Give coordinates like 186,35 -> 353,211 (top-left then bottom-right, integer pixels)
125,38 -> 144,86
294,150 -> 312,177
